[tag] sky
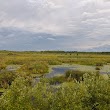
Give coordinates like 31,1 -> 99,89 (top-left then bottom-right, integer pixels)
0,0 -> 110,51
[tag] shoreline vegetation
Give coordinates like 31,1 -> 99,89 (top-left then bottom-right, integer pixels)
0,51 -> 110,109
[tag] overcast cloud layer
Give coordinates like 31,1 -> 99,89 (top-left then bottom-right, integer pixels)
0,0 -> 110,51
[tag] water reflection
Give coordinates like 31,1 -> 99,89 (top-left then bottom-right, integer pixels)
45,67 -> 75,78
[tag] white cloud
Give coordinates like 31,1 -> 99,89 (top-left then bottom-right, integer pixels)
0,0 -> 110,50
47,37 -> 56,41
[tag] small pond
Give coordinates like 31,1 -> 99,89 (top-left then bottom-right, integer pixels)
45,64 -> 110,78
45,66 -> 76,78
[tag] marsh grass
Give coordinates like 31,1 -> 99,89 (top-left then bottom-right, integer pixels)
0,51 -> 110,95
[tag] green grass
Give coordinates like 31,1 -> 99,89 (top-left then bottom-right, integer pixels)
0,88 -> 5,93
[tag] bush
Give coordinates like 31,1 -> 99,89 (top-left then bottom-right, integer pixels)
0,63 -> 6,71
19,63 -> 49,75
65,70 -> 85,82
0,71 -> 16,89
48,76 -> 66,85
95,67 -> 100,70
0,74 -> 109,110
7,53 -> 15,56
48,60 -> 62,65
96,63 -> 103,66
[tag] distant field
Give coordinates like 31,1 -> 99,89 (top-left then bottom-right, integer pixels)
0,51 -> 110,76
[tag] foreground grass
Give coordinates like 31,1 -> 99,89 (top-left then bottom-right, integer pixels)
0,73 -> 110,110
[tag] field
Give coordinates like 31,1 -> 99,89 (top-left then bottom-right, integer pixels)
0,51 -> 110,110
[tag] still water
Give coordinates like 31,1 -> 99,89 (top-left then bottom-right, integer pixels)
45,66 -> 75,78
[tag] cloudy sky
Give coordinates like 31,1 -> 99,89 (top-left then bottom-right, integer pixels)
0,0 -> 110,51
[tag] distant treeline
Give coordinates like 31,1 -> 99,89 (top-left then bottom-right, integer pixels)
0,50 -> 110,54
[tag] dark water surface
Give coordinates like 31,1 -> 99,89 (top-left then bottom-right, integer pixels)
45,66 -> 110,78
45,66 -> 75,78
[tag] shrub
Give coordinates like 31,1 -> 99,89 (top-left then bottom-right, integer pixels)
19,63 -> 49,75
65,70 -> 85,82
96,63 -> 103,66
95,67 -> 100,70
48,60 -> 62,65
7,53 -> 15,56
48,76 -> 66,85
0,74 -> 109,110
0,63 -> 6,70
0,71 -> 16,89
